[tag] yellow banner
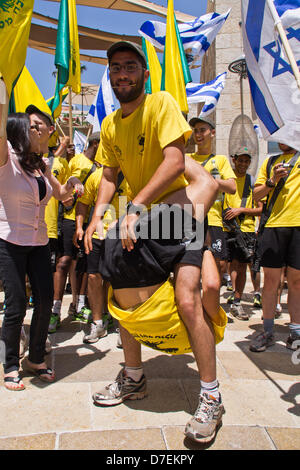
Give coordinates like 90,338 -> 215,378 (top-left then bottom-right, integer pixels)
0,0 -> 34,97
14,66 -> 52,114
68,0 -> 81,94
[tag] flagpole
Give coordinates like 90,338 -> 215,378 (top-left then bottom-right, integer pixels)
55,119 -> 66,137
83,126 -> 92,152
68,86 -> 73,143
266,0 -> 300,90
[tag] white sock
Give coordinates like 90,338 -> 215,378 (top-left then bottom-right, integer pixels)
124,366 -> 144,382
94,319 -> 103,327
200,379 -> 220,400
77,295 -> 85,312
53,300 -> 62,315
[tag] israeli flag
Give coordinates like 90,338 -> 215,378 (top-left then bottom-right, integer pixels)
186,72 -> 227,116
241,0 -> 300,150
139,10 -> 230,68
86,66 -> 115,132
73,130 -> 87,154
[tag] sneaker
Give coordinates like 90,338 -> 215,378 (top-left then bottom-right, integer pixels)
67,302 -> 76,316
28,296 -> 34,308
226,280 -> 233,291
19,326 -> 29,358
249,331 -> 275,352
227,293 -> 235,304
286,334 -> 300,351
184,392 -> 225,443
230,303 -> 249,321
253,293 -> 262,308
92,368 -> 147,406
83,321 -> 107,343
73,307 -> 92,323
48,313 -> 60,334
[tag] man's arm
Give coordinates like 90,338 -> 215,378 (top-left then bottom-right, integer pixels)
131,136 -> 186,207
218,178 -> 236,195
73,201 -> 89,248
84,165 -> 119,253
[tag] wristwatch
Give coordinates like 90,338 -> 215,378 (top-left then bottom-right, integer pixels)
266,178 -> 275,188
126,201 -> 143,215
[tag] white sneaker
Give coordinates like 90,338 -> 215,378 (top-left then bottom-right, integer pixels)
83,322 -> 107,344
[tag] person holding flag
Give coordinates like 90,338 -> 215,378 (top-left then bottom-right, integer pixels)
84,40 -> 225,444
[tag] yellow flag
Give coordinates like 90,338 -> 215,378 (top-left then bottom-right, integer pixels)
161,0 -> 191,113
13,66 -> 52,115
143,39 -> 162,94
0,0 -> 34,97
68,0 -> 81,94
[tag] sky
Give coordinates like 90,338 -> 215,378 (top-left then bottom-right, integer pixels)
26,0 -> 208,106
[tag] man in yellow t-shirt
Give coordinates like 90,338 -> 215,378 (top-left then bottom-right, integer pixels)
84,41 -> 224,445
50,133 -> 100,333
222,148 -> 263,320
250,143 -> 300,353
74,168 -> 127,343
187,117 -> 236,275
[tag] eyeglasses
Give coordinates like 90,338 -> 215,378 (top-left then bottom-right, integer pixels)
30,124 -> 40,132
109,64 -> 145,74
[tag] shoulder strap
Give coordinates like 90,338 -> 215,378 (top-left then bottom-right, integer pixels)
81,162 -> 97,186
240,174 -> 251,208
201,153 -> 215,167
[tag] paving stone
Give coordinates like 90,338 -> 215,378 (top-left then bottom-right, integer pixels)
58,428 -> 166,450
266,427 -> 300,450
0,433 -> 56,450
163,425 -> 274,450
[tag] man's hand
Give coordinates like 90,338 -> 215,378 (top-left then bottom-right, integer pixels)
120,213 -> 139,251
270,163 -> 289,185
84,218 -> 104,254
73,226 -> 85,248
223,207 -> 243,220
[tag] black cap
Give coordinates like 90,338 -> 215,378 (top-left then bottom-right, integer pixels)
189,116 -> 215,129
26,104 -> 54,127
107,41 -> 147,68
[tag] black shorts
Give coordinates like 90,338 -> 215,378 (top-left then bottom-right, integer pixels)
60,219 -> 78,259
87,238 -> 103,274
258,227 -> 300,269
226,231 -> 256,264
208,225 -> 228,260
98,204 -> 207,289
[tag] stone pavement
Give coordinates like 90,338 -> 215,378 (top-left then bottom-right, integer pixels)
0,274 -> 299,451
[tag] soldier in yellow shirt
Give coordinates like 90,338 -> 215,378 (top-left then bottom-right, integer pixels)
250,143 -> 300,353
222,148 -> 263,320
50,133 -> 100,333
84,41 -> 225,444
187,116 -> 236,277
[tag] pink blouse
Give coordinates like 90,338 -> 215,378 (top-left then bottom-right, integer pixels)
0,142 -> 53,246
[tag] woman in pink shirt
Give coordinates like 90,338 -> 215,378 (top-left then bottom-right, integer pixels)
0,85 -> 83,391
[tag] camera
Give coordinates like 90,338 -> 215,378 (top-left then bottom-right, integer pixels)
281,163 -> 291,169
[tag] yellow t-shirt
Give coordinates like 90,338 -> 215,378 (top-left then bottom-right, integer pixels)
187,153 -> 236,227
96,91 -> 192,205
63,153 -> 95,221
255,152 -> 300,227
79,168 -> 128,239
45,156 -> 70,239
223,174 -> 256,232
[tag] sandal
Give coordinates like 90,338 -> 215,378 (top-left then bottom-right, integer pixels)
4,376 -> 25,391
25,363 -> 55,383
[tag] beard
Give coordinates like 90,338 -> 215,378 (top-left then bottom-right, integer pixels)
111,72 -> 145,104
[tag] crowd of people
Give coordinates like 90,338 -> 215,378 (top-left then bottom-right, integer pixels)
0,40 -> 299,445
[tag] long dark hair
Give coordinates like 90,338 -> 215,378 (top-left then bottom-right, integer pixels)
6,113 -> 46,174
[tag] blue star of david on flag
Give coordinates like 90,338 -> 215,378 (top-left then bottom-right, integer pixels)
263,27 -> 300,78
